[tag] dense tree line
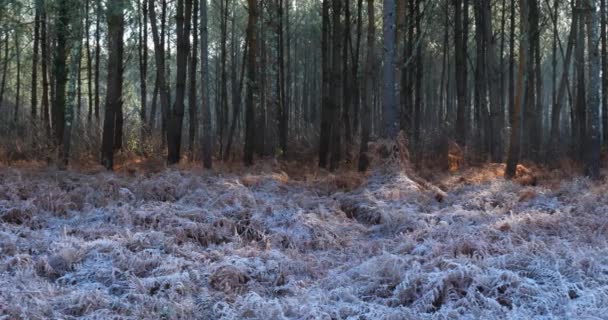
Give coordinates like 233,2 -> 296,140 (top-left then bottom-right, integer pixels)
0,0 -> 605,178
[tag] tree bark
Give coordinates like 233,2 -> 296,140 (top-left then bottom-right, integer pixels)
586,0 -> 601,178
166,0 -> 193,164
359,0 -> 375,171
200,0 -> 212,168
383,0 -> 399,139
244,0 -> 258,165
101,0 -> 125,170
506,0 -> 529,178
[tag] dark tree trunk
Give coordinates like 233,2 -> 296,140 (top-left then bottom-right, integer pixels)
586,0 -> 601,178
41,9 -> 51,135
52,1 -> 70,146
14,32 -> 21,123
0,33 -> 8,111
244,0 -> 258,165
101,0 -> 125,170
200,0 -> 212,168
318,0 -> 331,168
31,1 -> 41,121
86,0 -> 93,122
166,0 -> 193,164
382,0 -> 398,139
506,0 -> 529,178
148,0 -> 171,152
188,0 -> 198,156
138,0 -> 149,138
454,0 -> 469,147
359,0 -> 375,171
94,0 -> 101,121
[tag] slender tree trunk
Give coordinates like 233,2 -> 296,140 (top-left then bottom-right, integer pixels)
32,2 -> 41,121
94,0 -> 101,121
167,0 -> 193,164
383,0 -> 399,139
62,7 -> 83,168
138,0 -> 149,138
601,0 -> 608,144
52,1 -> 70,146
219,0 -> 229,158
359,0 -> 375,171
86,0 -> 93,122
101,0 -> 125,170
148,0 -> 171,152
506,0 -> 529,178
200,0 -> 212,168
244,0 -> 258,165
574,1 -> 587,160
548,8 -> 577,162
14,32 -> 21,123
0,33 -> 9,110
41,9 -> 51,136
586,0 -> 601,178
188,0 -> 198,156
319,0 -> 331,167
454,0 -> 468,147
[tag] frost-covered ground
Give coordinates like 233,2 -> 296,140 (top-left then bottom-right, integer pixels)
1,162 -> 608,319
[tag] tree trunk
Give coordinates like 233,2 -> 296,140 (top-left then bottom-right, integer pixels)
454,0 -> 469,147
200,0 -> 212,168
101,0 -> 125,170
506,0 -> 529,178
62,7 -> 83,168
602,0 -> 608,145
586,0 -> 601,178
31,1 -> 41,121
188,0 -> 198,156
52,1 -> 70,146
94,0 -> 101,121
244,0 -> 258,165
359,0 -> 375,171
138,0 -> 149,138
548,6 -> 577,162
86,0 -> 93,122
148,0 -> 171,153
166,0 -> 193,164
0,33 -> 9,112
383,0 -> 399,139
318,0 -> 331,168
41,9 -> 51,136
14,31 -> 21,123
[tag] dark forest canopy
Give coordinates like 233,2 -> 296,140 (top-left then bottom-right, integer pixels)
0,0 -> 605,178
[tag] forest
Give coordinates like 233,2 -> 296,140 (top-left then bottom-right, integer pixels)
1,0 -> 608,319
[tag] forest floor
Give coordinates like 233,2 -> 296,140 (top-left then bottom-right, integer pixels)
1,159 -> 608,319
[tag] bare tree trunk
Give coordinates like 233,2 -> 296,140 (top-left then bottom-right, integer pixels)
14,32 -> 21,123
548,5 -> 577,162
586,0 -> 601,178
138,0 -> 149,139
62,7 -> 83,168
32,1 -> 41,121
167,0 -> 193,164
52,1 -> 70,146
454,0 -> 469,147
41,9 -> 51,136
318,0 -> 331,168
148,0 -> 171,152
188,0 -> 198,157
244,0 -> 258,165
506,0 -> 529,178
383,0 -> 399,139
0,33 -> 9,111
101,0 -> 125,170
94,0 -> 101,121
200,0 -> 212,168
86,0 -> 93,122
359,0 -> 375,171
